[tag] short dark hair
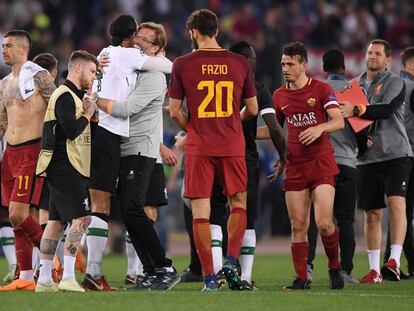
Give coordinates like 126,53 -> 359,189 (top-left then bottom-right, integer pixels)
33,53 -> 58,72
68,50 -> 99,69
283,42 -> 307,63
401,47 -> 414,67
368,39 -> 392,57
229,41 -> 255,60
322,48 -> 345,73
4,30 -> 32,50
109,14 -> 137,46
138,22 -> 167,50
186,9 -> 218,37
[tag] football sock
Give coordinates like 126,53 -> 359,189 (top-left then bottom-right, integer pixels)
193,218 -> 214,276
240,229 -> 256,282
62,255 -> 76,279
0,224 -> 17,270
14,227 -> 33,276
32,247 -> 40,270
86,214 -> 109,279
321,227 -> 340,269
367,249 -> 381,273
390,244 -> 403,267
227,207 -> 246,260
38,259 -> 53,285
19,215 -> 42,248
126,232 -> 142,277
291,242 -> 309,281
210,224 -> 223,274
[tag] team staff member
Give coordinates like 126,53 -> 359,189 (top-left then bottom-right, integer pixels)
273,42 -> 344,290
35,50 -> 99,292
342,39 -> 413,283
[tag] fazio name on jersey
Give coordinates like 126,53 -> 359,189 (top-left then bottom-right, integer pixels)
286,112 -> 317,127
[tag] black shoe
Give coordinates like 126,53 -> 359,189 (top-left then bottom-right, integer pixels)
150,267 -> 180,291
216,269 -> 227,287
180,268 -> 203,282
329,268 -> 344,289
283,278 -> 311,290
241,280 -> 258,291
126,273 -> 156,291
222,260 -> 243,290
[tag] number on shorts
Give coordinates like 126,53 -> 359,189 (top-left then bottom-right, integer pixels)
17,175 -> 29,190
197,80 -> 234,118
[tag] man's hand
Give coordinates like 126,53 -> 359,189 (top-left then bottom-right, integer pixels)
98,53 -> 110,73
339,101 -> 355,118
174,131 -> 186,150
298,124 -> 324,145
160,144 -> 178,166
83,96 -> 97,118
267,160 -> 285,182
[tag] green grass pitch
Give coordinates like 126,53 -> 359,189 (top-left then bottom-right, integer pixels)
0,254 -> 413,311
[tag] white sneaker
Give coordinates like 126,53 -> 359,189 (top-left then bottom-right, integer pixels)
2,267 -> 17,283
58,277 -> 85,292
35,282 -> 59,292
307,264 -> 313,283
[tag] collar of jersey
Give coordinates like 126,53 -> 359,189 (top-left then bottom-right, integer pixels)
197,48 -> 226,51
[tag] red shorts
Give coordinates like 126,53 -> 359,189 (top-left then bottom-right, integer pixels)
1,139 -> 43,207
184,155 -> 247,199
284,154 -> 339,192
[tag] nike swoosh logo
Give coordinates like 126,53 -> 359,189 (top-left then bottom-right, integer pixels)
16,193 -> 28,197
87,277 -> 104,290
281,104 -> 290,110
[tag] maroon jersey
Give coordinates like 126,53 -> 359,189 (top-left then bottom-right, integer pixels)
169,48 -> 256,157
273,78 -> 339,163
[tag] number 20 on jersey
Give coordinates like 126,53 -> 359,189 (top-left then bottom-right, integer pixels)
197,80 -> 234,118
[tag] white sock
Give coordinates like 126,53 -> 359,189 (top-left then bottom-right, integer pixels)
240,229 -> 256,282
32,247 -> 40,270
126,233 -> 140,277
367,249 -> 381,273
86,216 -> 108,279
0,226 -> 17,270
56,226 -> 69,266
38,259 -> 53,285
20,270 -> 34,281
62,255 -> 76,279
390,244 -> 403,267
210,224 -> 223,274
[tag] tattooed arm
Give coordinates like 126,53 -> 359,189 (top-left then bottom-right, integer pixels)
34,70 -> 56,104
0,79 -> 7,139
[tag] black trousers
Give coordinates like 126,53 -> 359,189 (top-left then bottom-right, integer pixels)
384,166 -> 414,273
120,155 -> 171,274
307,164 -> 357,274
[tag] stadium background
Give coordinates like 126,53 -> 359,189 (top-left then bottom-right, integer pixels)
1,0 -> 414,255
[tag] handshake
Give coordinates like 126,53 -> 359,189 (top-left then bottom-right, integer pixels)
83,92 -> 99,121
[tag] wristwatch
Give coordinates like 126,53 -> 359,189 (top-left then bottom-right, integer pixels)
352,105 -> 360,116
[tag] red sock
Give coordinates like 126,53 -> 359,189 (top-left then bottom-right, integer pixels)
193,218 -> 214,277
227,207 -> 246,259
14,228 -> 33,271
291,242 -> 308,281
19,215 -> 43,248
321,227 -> 340,269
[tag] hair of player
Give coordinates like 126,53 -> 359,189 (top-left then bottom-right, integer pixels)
4,30 -> 32,50
283,42 -> 308,63
33,53 -> 58,72
138,22 -> 167,50
109,14 -> 137,46
229,41 -> 255,60
322,48 -> 345,73
368,39 -> 392,57
68,50 -> 99,71
401,47 -> 414,67
186,9 -> 218,37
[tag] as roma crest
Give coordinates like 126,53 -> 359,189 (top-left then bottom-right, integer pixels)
307,97 -> 316,107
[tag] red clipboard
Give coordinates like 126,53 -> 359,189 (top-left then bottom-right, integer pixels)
335,80 -> 373,133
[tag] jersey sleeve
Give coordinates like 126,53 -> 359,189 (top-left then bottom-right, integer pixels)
321,83 -> 340,110
120,47 -> 149,71
241,60 -> 257,99
168,59 -> 184,100
257,83 -> 275,116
